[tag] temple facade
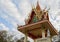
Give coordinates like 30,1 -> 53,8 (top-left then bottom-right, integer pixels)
18,1 -> 58,42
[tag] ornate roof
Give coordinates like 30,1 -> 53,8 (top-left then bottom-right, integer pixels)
18,1 -> 58,39
25,1 -> 49,25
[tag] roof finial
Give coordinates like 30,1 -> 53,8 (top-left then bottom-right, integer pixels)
37,0 -> 39,5
36,0 -> 41,11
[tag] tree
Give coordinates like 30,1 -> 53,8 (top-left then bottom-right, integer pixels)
0,30 -> 14,42
17,37 -> 30,42
0,30 -> 30,42
17,40 -> 21,42
0,30 -> 7,42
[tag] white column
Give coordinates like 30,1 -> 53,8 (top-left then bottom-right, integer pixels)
42,29 -> 45,38
34,39 -> 36,42
47,29 -> 50,37
24,32 -> 27,42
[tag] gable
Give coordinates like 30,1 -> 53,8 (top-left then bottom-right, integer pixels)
28,10 -> 39,24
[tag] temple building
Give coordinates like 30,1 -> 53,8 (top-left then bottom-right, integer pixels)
18,1 -> 58,42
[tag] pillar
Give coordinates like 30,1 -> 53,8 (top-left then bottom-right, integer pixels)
47,29 -> 50,37
34,39 -> 36,42
24,32 -> 28,42
42,29 -> 45,38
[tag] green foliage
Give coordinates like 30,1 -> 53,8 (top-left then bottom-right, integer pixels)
0,30 -> 30,42
17,37 -> 30,42
0,30 -> 14,42
17,40 -> 21,42
0,30 -> 7,42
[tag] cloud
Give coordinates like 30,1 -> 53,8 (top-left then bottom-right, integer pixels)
18,0 -> 32,19
0,0 -> 25,40
0,23 -> 9,31
0,0 -> 25,27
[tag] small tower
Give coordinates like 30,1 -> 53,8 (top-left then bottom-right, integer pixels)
18,1 -> 58,42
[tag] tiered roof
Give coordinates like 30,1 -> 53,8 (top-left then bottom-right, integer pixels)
25,1 -> 49,24
18,1 -> 58,39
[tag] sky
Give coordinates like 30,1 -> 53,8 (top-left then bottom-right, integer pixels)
0,0 -> 60,42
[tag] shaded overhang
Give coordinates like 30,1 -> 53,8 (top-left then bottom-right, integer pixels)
18,20 -> 58,39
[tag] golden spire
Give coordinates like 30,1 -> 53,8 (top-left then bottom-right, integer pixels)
36,1 -> 41,11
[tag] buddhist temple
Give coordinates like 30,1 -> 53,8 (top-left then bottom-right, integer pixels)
18,1 -> 58,42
